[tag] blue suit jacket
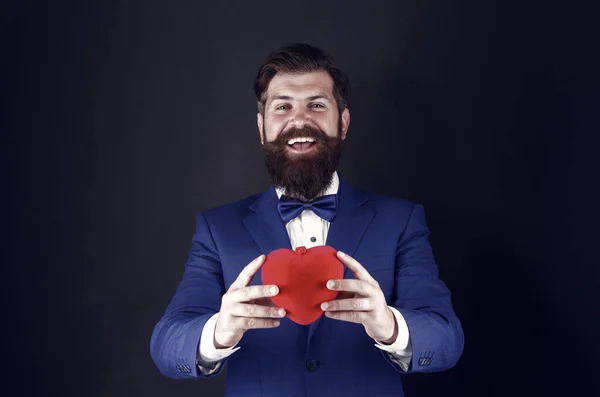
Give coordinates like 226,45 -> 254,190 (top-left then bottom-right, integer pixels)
151,175 -> 464,397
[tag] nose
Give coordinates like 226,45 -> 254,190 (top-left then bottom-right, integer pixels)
289,107 -> 311,129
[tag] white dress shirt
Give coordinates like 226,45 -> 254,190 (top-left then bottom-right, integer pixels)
197,172 -> 412,374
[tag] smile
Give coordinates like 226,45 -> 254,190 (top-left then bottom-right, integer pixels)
287,137 -> 318,154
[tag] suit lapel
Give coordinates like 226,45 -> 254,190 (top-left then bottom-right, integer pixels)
242,186 -> 292,255
307,175 -> 376,342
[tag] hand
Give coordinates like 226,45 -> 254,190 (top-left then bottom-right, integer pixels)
321,251 -> 398,344
214,255 -> 286,349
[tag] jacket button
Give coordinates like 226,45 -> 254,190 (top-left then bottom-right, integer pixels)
306,359 -> 318,371
310,236 -> 317,243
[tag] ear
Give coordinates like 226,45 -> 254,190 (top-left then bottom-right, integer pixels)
340,108 -> 350,140
257,112 -> 264,145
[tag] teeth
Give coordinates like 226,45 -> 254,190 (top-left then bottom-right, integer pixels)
287,137 -> 316,145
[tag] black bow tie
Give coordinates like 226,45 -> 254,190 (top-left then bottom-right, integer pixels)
277,194 -> 338,222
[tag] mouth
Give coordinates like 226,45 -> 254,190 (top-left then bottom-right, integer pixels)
286,137 -> 318,154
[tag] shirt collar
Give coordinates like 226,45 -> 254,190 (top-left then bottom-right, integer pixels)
275,171 -> 339,200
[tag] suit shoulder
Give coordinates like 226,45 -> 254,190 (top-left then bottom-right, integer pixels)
197,191 -> 263,221
358,189 -> 429,231
361,189 -> 419,212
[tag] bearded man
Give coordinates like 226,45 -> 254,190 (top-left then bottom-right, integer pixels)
150,43 -> 464,397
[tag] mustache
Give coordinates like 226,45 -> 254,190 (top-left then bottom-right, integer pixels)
272,126 -> 329,145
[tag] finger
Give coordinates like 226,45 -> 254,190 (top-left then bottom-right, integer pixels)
225,284 -> 279,304
334,291 -> 355,301
228,303 -> 286,318
321,298 -> 373,312
324,310 -> 366,324
252,297 -> 278,307
337,251 -> 376,283
230,255 -> 266,290
230,316 -> 281,331
326,279 -> 378,296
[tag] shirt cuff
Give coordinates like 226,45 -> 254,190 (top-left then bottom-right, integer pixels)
198,312 -> 241,364
373,306 -> 411,354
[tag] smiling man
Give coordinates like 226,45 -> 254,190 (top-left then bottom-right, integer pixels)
259,69 -> 348,202
151,43 -> 464,397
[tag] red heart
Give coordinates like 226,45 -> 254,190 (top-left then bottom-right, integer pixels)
261,245 -> 344,325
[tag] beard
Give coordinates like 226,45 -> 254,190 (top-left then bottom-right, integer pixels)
262,121 -> 343,201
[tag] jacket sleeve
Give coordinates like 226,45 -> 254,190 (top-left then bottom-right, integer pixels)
381,204 -> 464,373
150,213 -> 230,379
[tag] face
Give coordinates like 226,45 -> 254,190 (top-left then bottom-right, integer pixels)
257,71 -> 351,200
257,70 -> 350,145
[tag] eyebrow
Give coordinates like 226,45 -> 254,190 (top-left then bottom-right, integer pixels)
271,95 -> 292,101
306,94 -> 332,102
270,94 -> 333,102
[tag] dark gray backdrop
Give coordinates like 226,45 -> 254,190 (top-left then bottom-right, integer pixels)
3,1 -> 599,396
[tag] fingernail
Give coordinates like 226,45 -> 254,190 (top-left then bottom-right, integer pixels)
274,320 -> 280,326
321,302 -> 329,310
270,286 -> 278,295
338,251 -> 345,258
327,281 -> 335,289
278,309 -> 286,316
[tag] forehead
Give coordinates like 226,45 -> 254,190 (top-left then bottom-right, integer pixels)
266,71 -> 334,100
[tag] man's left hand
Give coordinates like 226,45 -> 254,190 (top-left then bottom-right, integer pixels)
321,251 -> 398,344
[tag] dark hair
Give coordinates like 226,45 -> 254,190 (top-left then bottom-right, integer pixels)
253,43 -> 350,114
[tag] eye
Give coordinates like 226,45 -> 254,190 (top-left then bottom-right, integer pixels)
309,103 -> 326,109
275,104 -> 290,111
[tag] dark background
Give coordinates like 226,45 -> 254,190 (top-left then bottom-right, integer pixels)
3,1 -> 599,396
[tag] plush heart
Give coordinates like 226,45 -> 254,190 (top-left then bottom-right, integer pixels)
261,245 -> 344,325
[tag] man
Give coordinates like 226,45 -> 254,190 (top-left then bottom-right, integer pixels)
150,43 -> 464,397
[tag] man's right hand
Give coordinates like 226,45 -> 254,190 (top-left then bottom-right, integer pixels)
214,254 -> 285,349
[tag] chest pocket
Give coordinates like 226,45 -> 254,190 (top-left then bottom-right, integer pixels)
347,254 -> 396,303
